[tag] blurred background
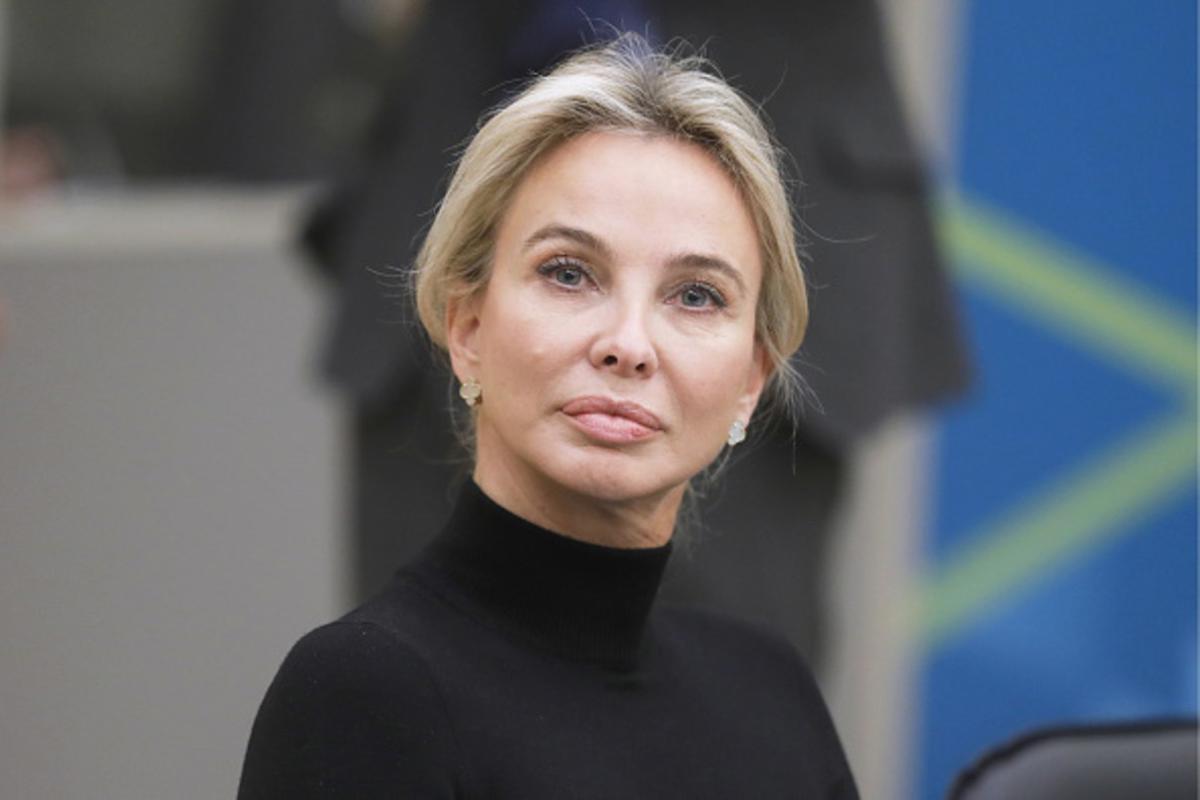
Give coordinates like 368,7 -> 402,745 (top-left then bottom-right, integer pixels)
0,1 -> 1194,798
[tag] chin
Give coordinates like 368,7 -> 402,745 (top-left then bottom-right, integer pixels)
547,447 -> 690,505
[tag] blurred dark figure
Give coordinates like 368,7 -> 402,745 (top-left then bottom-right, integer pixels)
3,0 -> 419,184
300,0 -> 970,666
196,0 -> 424,181
3,0 -> 201,182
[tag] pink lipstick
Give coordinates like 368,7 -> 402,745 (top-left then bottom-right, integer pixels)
561,396 -> 662,443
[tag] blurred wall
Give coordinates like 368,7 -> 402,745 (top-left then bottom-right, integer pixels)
0,189 -> 342,798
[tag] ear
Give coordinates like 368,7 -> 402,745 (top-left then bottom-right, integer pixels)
445,290 -> 483,383
734,340 -> 772,423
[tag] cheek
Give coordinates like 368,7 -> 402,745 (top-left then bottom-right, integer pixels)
479,297 -> 578,394
669,334 -> 757,415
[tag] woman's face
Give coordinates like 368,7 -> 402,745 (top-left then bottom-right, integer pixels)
448,130 -> 767,519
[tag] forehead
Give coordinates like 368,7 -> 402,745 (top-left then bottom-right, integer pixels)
495,131 -> 762,283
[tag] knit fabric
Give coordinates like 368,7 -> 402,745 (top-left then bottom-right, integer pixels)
237,481 -> 859,798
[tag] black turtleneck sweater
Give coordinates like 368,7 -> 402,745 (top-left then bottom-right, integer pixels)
237,482 -> 859,798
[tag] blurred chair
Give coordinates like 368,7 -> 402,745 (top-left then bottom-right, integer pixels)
948,719 -> 1198,800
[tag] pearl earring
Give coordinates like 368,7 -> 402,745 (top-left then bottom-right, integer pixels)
459,378 -> 481,408
727,420 -> 746,446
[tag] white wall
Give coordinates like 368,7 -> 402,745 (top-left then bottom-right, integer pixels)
0,188 -> 343,798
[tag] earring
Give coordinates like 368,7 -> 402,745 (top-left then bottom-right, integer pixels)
459,378 -> 481,408
727,420 -> 746,446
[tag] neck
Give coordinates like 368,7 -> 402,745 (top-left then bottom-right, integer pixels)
410,480 -> 673,669
472,461 -> 683,550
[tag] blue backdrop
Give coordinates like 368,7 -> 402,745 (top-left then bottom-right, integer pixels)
916,2 -> 1198,797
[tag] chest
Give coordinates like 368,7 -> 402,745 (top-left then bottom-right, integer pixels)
434,644 -> 833,798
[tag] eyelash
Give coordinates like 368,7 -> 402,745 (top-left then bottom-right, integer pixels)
535,255 -> 728,311
671,280 -> 727,310
536,255 -> 595,289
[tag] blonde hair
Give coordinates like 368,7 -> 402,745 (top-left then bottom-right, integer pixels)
415,33 -> 808,417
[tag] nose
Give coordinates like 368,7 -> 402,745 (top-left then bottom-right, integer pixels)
589,302 -> 658,378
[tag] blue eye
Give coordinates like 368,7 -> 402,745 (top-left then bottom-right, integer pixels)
677,283 -> 725,309
554,266 -> 583,286
537,257 -> 590,289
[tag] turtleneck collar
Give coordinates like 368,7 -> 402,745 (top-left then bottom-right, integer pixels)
407,480 -> 672,670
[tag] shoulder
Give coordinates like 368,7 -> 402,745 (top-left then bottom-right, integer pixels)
273,619 -> 444,705
238,620 -> 459,798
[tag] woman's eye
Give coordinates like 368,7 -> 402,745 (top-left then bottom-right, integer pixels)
537,258 -> 590,289
676,283 -> 725,309
554,266 -> 583,286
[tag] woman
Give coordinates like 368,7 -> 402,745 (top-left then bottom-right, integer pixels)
238,34 -> 858,799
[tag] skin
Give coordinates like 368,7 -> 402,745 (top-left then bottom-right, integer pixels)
446,130 -> 769,549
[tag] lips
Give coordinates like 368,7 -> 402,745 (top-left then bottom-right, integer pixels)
561,396 -> 663,443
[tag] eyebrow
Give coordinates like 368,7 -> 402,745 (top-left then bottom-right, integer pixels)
522,223 -> 748,295
664,252 -> 748,296
522,224 -> 613,260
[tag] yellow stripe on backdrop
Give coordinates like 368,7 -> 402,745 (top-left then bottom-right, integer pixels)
912,193 -> 1198,649
915,412 -> 1196,647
